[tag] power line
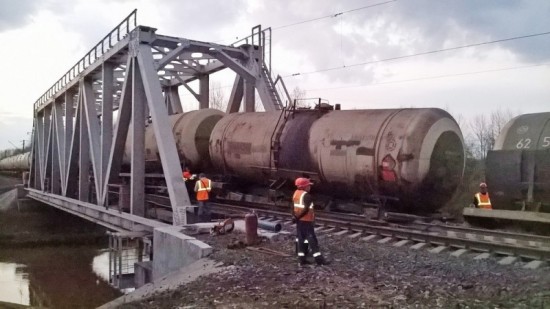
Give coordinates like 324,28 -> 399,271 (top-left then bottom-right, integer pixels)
304,62 -> 550,92
216,1 -> 396,45
204,62 -> 549,94
285,30 -> 550,78
272,0 -> 397,30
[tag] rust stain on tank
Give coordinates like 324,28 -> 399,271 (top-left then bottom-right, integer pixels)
330,149 -> 346,156
330,140 -> 361,150
356,147 -> 374,156
227,141 -> 252,155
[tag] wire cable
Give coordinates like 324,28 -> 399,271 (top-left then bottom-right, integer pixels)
285,31 -> 550,77
272,0 -> 397,30
304,63 -> 550,92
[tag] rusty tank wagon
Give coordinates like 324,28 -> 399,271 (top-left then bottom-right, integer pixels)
209,107 -> 464,213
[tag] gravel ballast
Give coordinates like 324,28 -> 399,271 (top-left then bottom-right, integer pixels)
121,225 -> 550,308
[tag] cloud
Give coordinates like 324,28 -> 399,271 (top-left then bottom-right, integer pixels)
251,0 -> 550,86
0,0 -> 41,31
383,0 -> 550,62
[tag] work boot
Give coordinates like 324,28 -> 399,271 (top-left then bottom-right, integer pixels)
315,256 -> 331,266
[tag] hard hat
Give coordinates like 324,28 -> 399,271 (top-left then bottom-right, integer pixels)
295,177 -> 313,188
479,182 -> 487,188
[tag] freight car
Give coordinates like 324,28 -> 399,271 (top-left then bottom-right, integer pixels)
2,106 -> 466,215
463,112 -> 550,231
208,107 -> 464,214
0,152 -> 30,172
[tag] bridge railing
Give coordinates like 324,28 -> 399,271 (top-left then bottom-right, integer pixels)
33,9 -> 137,112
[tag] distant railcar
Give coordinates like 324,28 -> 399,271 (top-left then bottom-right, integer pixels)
486,112 -> 550,212
0,152 -> 30,171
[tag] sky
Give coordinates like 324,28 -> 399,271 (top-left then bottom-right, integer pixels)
0,0 -> 549,150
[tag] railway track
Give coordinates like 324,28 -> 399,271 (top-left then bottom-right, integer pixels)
208,202 -> 550,269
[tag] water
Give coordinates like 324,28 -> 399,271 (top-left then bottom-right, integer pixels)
0,263 -> 29,305
0,246 -> 122,308
0,179 -> 123,308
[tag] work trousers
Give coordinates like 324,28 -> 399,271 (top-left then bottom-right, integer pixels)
198,200 -> 211,221
296,221 -> 321,262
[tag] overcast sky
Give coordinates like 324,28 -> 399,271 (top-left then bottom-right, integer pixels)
0,0 -> 549,150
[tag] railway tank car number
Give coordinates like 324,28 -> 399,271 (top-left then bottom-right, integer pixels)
516,138 -> 531,149
516,137 -> 550,149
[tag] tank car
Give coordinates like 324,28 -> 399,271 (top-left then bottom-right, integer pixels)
122,109 -> 224,171
0,152 -> 31,171
209,108 -> 465,213
485,112 -> 550,212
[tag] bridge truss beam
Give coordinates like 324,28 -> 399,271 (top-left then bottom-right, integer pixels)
28,12 -> 289,229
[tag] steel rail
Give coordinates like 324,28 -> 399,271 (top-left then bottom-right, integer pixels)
408,222 -> 550,246
212,199 -> 550,245
208,202 -> 550,261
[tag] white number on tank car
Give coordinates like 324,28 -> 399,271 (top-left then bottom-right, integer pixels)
516,138 -> 531,149
542,136 -> 550,148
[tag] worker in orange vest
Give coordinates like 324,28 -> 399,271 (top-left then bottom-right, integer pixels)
292,177 -> 329,266
473,182 -> 492,209
194,173 -> 212,220
182,166 -> 197,209
182,167 -> 193,181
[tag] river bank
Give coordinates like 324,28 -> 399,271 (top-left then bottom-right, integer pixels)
0,196 -> 106,248
0,176 -> 122,308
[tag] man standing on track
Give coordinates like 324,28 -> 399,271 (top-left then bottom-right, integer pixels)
292,177 -> 329,266
195,173 -> 212,221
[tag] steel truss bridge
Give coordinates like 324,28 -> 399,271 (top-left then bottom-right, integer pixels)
27,10 -> 290,232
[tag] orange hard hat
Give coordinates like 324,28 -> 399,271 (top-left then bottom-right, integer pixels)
295,177 -> 313,188
479,182 -> 487,188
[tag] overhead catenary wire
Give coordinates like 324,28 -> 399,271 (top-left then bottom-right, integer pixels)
216,1 -> 396,45
272,0 -> 397,30
304,62 -> 550,92
205,61 -> 550,93
195,3 -> 550,102
285,30 -> 550,78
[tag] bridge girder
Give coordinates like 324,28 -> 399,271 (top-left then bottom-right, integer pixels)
29,12 -> 289,229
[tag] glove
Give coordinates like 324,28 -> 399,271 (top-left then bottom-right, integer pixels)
291,216 -> 297,224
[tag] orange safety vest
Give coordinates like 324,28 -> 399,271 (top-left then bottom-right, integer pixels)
196,178 -> 211,201
293,190 -> 314,222
475,192 -> 492,209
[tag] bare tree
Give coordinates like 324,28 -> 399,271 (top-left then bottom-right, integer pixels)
290,86 -> 309,108
209,81 -> 226,111
469,114 -> 489,159
486,108 -> 516,150
469,108 -> 517,159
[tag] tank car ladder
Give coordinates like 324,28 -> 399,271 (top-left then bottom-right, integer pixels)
269,106 -> 294,171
